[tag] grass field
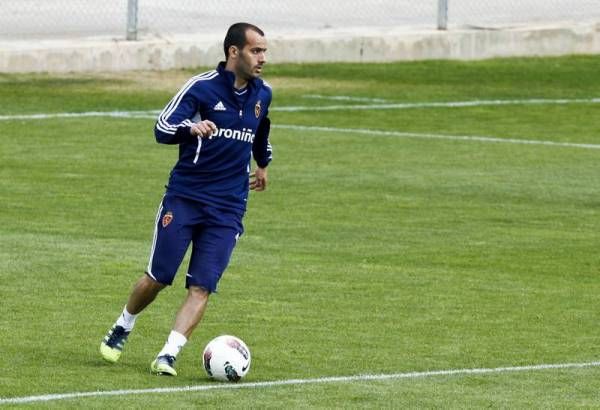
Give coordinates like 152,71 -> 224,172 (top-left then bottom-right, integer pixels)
1,55 -> 600,408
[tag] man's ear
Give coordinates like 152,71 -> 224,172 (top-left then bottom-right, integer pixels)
229,45 -> 239,58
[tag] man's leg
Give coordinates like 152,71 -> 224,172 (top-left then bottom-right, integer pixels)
173,286 -> 210,338
151,286 -> 209,376
100,275 -> 166,363
101,195 -> 192,364
127,274 -> 166,315
151,209 -> 242,376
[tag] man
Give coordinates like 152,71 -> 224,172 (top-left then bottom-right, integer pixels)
100,22 -> 272,376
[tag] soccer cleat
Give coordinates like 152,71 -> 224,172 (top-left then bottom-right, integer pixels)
100,325 -> 130,363
151,355 -> 178,376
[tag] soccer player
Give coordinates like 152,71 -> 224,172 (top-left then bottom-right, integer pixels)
100,22 -> 272,376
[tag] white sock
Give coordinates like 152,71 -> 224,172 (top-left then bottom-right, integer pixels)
157,330 -> 188,358
115,306 -> 138,331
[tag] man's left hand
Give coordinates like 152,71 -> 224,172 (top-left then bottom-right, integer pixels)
250,167 -> 268,191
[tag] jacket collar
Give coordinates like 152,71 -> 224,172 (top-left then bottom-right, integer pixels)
216,61 -> 261,92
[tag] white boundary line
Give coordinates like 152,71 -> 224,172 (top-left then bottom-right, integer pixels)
302,94 -> 390,103
0,96 -> 599,121
2,361 -> 599,405
1,109 -> 598,150
274,124 -> 600,150
274,97 -> 600,112
0,110 -> 159,121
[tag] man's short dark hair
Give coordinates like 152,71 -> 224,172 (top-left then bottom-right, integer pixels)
223,22 -> 264,60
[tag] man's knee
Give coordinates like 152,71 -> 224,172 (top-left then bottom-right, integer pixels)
140,273 -> 167,292
188,285 -> 210,300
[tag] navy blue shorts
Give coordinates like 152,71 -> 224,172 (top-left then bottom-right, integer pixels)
146,194 -> 243,293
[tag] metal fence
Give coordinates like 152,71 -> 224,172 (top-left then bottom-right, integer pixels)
0,0 -> 598,40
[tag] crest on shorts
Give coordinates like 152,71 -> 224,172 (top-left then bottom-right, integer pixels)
254,100 -> 261,118
162,211 -> 173,228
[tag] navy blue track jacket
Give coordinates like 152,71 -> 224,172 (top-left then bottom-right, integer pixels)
154,62 -> 273,216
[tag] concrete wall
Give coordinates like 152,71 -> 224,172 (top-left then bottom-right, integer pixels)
1,22 -> 598,73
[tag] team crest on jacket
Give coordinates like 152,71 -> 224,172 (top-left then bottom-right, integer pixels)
254,100 -> 261,118
162,211 -> 173,228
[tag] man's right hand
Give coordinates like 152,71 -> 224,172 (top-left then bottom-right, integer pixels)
190,120 -> 218,138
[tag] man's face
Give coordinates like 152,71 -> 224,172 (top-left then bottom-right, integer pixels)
235,29 -> 267,80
